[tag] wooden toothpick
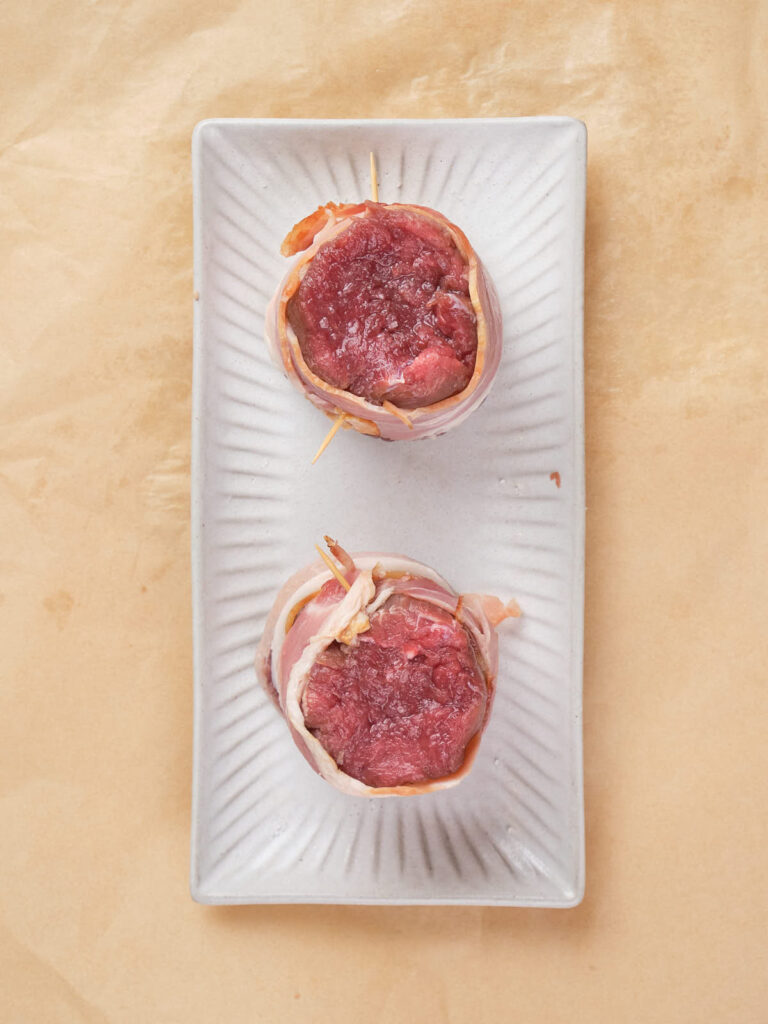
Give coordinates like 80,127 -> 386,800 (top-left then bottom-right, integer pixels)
381,400 -> 413,429
312,412 -> 347,464
315,545 -> 351,591
370,152 -> 378,202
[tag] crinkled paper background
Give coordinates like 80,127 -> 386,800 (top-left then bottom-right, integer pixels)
1,1 -> 766,1020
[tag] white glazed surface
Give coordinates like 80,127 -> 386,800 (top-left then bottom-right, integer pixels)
191,117 -> 586,905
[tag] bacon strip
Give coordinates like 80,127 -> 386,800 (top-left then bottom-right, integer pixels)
255,548 -> 519,797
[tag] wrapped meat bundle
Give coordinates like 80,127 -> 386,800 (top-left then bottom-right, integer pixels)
256,540 -> 519,797
265,201 -> 503,442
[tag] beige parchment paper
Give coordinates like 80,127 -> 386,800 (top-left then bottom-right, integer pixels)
1,0 -> 766,1020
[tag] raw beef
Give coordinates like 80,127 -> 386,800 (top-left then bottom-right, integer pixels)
287,205 -> 477,408
266,202 -> 503,441
256,543 -> 520,797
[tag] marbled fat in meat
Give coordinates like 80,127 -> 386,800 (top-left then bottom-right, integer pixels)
287,205 -> 478,408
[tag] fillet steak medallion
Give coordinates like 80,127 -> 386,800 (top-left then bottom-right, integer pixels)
256,540 -> 520,796
266,201 -> 503,441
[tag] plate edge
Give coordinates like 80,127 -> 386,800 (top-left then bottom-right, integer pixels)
187,118 -> 590,906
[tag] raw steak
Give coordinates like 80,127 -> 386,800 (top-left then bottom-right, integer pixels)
256,544 -> 520,797
287,205 -> 477,408
266,202 -> 503,441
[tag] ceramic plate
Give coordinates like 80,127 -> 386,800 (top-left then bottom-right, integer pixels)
191,118 -> 586,905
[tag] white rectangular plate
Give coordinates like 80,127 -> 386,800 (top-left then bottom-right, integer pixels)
191,118 -> 586,906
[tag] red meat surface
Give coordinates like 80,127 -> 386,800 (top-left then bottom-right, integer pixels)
301,594 -> 487,787
286,204 -> 478,408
